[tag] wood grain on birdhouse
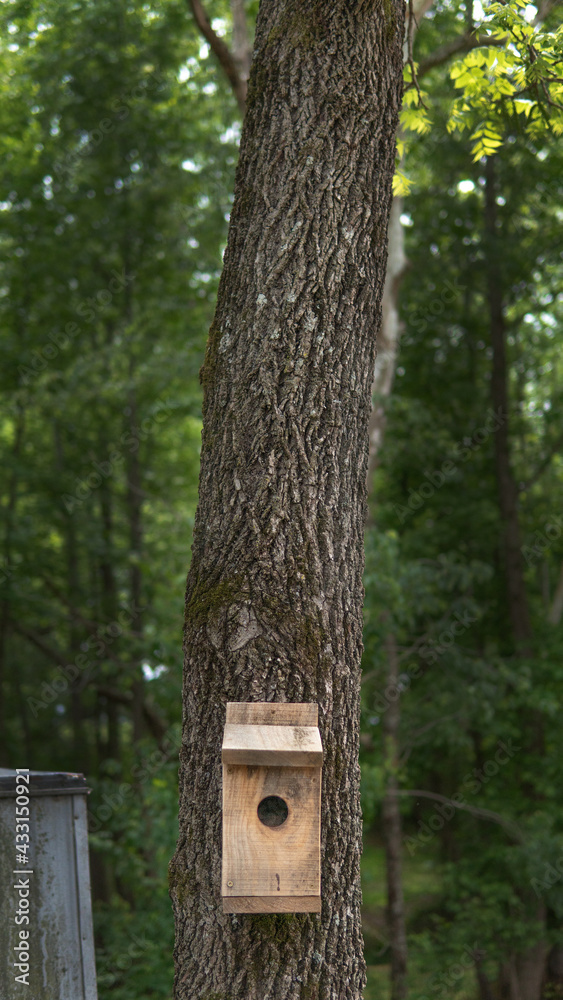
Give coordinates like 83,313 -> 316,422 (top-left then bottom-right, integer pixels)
222,723 -> 323,767
221,703 -> 323,914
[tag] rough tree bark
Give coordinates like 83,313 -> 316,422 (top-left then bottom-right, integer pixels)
169,2 -> 405,998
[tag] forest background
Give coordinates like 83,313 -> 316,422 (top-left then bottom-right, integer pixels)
1,0 -> 562,997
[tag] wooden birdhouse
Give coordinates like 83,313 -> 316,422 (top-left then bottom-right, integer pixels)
221,702 -> 323,914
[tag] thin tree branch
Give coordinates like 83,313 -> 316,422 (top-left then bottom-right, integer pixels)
97,683 -> 168,743
186,0 -> 247,114
41,575 -> 143,645
406,0 -> 428,106
399,712 -> 463,764
12,622 -> 67,666
418,32 -> 505,78
13,612 -> 134,680
6,632 -> 168,747
391,788 -> 525,842
521,431 -> 563,492
465,0 -> 474,35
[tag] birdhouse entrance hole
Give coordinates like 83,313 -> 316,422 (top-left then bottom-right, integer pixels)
257,795 -> 288,828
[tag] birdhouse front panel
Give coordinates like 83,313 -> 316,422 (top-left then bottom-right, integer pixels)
221,703 -> 323,914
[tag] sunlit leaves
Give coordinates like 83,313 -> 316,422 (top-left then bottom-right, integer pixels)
469,119 -> 504,159
446,2 -> 563,158
398,0 -> 563,168
392,168 -> 414,196
400,84 -> 433,136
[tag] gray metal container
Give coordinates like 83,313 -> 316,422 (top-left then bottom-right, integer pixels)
0,769 -> 98,1000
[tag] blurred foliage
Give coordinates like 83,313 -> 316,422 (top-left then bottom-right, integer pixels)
363,0 -> 563,988
0,0 -> 240,994
0,0 -> 562,997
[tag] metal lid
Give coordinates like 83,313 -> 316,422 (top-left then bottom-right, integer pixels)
0,769 -> 90,798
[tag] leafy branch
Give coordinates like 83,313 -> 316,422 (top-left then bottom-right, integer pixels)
447,0 -> 563,158
399,0 -> 563,165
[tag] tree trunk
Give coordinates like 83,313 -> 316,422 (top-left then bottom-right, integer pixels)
475,959 -> 495,1000
99,479 -> 121,763
367,0 -> 433,477
169,3 -> 405,997
382,630 -> 408,1000
484,156 -> 531,650
55,419 -> 87,770
126,378 -> 145,744
500,956 -> 521,1000
515,931 -> 548,1000
548,562 -> 563,625
368,197 -> 407,469
485,158 -> 546,999
0,405 -> 24,758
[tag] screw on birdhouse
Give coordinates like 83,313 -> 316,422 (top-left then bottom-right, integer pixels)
227,880 -> 233,887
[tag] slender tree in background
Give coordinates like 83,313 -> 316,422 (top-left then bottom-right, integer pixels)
168,2 -> 405,996
380,627 -> 408,1000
